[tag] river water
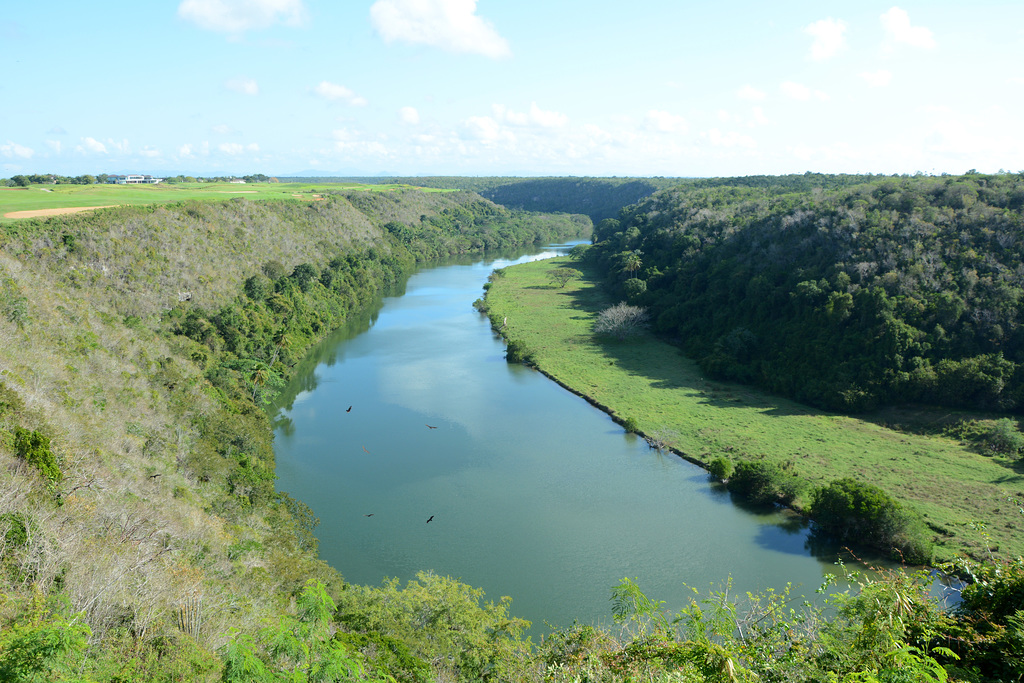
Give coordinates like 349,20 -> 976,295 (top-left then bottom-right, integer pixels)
271,244 -> 875,634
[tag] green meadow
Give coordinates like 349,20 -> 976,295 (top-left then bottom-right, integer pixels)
485,257 -> 1024,562
0,180 -> 447,221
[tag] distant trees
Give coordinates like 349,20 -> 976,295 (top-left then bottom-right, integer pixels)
548,267 -> 582,288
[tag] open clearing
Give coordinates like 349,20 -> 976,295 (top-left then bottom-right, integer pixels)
0,181 -> 447,223
3,205 -> 120,219
484,257 -> 1024,562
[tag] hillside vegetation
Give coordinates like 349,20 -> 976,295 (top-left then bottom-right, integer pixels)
301,176 -> 684,223
2,176 -> 1023,682
584,173 -> 1024,414
0,190 -> 587,680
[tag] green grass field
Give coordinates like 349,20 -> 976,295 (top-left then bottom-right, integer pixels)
0,180 -> 448,222
485,257 -> 1024,562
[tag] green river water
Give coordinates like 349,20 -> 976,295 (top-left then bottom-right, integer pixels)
271,244 -> 907,634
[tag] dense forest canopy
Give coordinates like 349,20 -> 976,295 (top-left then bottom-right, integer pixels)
584,172 -> 1024,413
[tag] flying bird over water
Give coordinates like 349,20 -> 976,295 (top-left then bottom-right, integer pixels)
426,424 -> 437,429
362,446 -> 370,454
364,514 -> 374,517
426,515 -> 434,523
347,406 -> 352,412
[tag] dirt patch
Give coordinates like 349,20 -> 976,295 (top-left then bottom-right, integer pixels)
3,205 -> 119,219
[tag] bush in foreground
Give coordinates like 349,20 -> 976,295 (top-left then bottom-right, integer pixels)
810,477 -> 933,563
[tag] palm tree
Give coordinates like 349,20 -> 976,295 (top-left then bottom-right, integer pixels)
621,250 -> 643,278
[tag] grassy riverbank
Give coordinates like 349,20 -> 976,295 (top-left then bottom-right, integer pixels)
484,257 -> 1024,562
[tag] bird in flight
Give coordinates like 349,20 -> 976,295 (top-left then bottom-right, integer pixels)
426,424 -> 437,429
426,515 -> 434,523
362,446 -> 370,454
364,513 -> 374,517
346,406 -> 352,413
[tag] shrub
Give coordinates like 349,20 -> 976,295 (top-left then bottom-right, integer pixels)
290,263 -> 320,292
243,274 -> 271,301
707,456 -> 733,481
619,416 -> 640,434
983,418 -> 1024,456
261,259 -> 286,280
623,277 -> 647,300
13,427 -> 62,484
810,478 -> 932,563
504,339 -> 533,365
727,460 -> 800,505
0,512 -> 29,548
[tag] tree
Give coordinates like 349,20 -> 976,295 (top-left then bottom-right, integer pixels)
616,250 -> 643,279
221,580 -> 379,682
11,175 -> 29,187
594,302 -> 649,340
548,267 -> 582,288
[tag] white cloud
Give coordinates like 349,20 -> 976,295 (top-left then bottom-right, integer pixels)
781,81 -> 811,101
646,110 -> 688,133
527,102 -> 567,128
462,115 -> 515,143
400,106 -> 420,125
178,144 -> 195,158
212,124 -> 237,135
314,81 -> 367,106
46,140 -> 61,154
225,78 -> 259,95
219,142 -> 260,154
370,0 -> 511,59
140,147 -> 161,158
751,106 -> 769,126
881,7 -> 936,49
861,69 -> 893,87
804,18 -> 846,60
1,141 -> 34,159
780,81 -> 828,101
178,0 -> 307,34
81,137 -> 108,154
736,85 -> 766,101
328,129 -> 390,157
706,128 -> 756,148
492,102 -> 567,128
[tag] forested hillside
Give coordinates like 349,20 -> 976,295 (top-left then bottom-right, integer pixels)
292,176 -> 679,223
0,190 -> 587,680
585,173 -> 1024,413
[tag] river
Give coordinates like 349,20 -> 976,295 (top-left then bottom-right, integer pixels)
271,244 -> 887,634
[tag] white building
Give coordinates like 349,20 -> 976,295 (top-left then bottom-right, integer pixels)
108,174 -> 163,184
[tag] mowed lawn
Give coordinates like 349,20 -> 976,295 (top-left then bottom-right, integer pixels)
0,181 -> 447,221
485,257 -> 1024,562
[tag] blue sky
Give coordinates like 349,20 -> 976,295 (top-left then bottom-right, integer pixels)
2,0 -> 1022,178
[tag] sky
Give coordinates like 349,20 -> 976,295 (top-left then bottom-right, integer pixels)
1,0 -> 1022,178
